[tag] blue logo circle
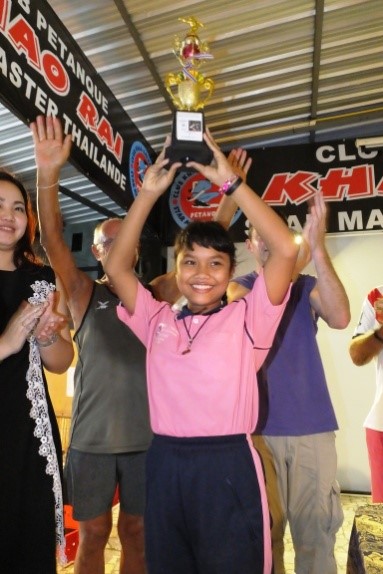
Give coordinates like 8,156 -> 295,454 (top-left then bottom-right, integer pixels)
129,141 -> 152,198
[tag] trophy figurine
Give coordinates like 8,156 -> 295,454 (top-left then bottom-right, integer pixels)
165,17 -> 214,166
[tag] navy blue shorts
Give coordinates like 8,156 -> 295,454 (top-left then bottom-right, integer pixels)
145,434 -> 264,574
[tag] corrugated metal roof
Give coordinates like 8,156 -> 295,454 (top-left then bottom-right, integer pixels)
1,0 -> 382,225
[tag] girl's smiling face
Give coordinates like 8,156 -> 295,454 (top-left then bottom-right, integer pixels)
175,243 -> 233,314
0,181 -> 28,253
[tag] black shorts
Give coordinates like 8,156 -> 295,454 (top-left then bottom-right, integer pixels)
64,448 -> 146,521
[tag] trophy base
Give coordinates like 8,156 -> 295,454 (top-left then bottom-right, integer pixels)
165,140 -> 213,166
165,110 -> 213,167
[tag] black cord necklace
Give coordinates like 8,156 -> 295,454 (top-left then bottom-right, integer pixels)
181,314 -> 213,355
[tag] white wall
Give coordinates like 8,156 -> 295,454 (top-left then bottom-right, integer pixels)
168,231 -> 382,492
313,232 -> 381,493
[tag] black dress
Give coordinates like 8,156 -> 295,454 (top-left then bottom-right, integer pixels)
0,264 -> 63,574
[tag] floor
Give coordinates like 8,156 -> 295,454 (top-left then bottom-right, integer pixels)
57,492 -> 371,573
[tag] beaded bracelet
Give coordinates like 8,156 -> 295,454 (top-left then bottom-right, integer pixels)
373,330 -> 383,343
218,176 -> 243,196
36,333 -> 58,347
36,180 -> 59,190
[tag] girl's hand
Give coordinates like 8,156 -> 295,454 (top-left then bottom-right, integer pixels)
31,115 -> 72,174
185,130 -> 237,187
227,147 -> 253,182
33,292 -> 68,345
139,137 -> 181,199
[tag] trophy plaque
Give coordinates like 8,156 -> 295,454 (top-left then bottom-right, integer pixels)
165,17 -> 214,166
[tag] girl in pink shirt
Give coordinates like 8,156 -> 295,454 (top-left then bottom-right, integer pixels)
105,132 -> 298,574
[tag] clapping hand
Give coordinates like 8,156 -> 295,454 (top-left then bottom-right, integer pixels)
1,302 -> 47,356
33,292 -> 68,345
302,192 -> 327,254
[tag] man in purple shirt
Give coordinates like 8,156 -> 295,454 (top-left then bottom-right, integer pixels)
222,192 -> 350,574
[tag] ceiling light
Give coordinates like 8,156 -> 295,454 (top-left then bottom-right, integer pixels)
355,137 -> 383,148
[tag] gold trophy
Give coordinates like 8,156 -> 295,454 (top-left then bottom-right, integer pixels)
165,17 -> 214,166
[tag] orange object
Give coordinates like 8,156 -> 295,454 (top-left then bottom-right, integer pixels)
64,504 -> 79,531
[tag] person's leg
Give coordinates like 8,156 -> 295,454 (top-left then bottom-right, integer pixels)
286,433 -> 343,574
187,435 -> 265,574
118,511 -> 146,574
75,512 -> 113,574
117,452 -> 147,574
365,427 -> 383,502
65,449 -> 117,574
144,437 -> 199,574
255,435 -> 288,574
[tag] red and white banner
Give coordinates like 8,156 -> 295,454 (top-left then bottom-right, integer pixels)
164,140 -> 383,244
0,0 -> 154,209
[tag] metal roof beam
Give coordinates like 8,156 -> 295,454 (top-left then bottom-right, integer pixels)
113,0 -> 175,111
58,186 -> 121,219
310,0 -> 325,140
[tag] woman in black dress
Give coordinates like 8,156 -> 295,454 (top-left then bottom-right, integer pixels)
0,170 -> 74,573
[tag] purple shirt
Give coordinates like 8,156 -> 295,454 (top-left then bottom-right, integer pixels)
234,271 -> 338,436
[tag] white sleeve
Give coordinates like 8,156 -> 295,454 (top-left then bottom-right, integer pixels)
353,296 -> 376,336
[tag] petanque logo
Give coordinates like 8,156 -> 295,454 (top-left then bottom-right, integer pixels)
129,141 -> 152,197
169,171 -> 241,228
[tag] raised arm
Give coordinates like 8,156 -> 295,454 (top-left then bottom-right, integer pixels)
105,141 -> 180,313
304,193 -> 350,329
214,148 -> 253,303
31,115 -> 92,328
187,132 -> 298,305
214,148 -> 252,229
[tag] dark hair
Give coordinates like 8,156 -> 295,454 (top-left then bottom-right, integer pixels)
0,170 -> 39,267
174,221 -> 236,270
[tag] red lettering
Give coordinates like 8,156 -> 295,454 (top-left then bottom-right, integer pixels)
0,0 -> 10,31
41,50 -> 68,94
8,15 -> 40,68
375,175 -> 383,195
0,4 -> 69,95
97,116 -> 113,150
77,92 -> 98,129
319,166 -> 375,200
113,133 -> 123,163
77,92 -> 124,163
262,172 -> 317,205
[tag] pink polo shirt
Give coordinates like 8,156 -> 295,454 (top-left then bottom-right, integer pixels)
117,270 -> 289,438
117,270 -> 290,574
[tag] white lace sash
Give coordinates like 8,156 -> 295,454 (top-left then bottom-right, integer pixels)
26,280 -> 66,564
